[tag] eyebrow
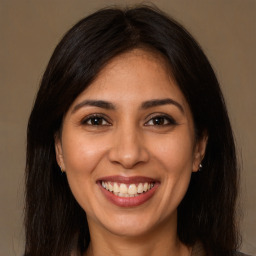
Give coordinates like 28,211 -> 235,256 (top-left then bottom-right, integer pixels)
72,98 -> 184,114
72,100 -> 116,113
141,98 -> 184,113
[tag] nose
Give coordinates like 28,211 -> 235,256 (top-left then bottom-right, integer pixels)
108,125 -> 150,169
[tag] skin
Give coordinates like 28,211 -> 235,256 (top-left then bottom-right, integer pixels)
55,49 -> 207,256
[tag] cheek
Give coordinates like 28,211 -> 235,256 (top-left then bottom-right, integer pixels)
151,130 -> 195,172
61,133 -> 108,208
149,132 -> 194,217
62,133 -> 107,175
152,130 -> 194,193
62,132 -> 105,201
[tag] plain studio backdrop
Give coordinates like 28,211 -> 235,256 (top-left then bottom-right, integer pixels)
0,0 -> 255,255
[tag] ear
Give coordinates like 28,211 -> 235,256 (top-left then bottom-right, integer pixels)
54,133 -> 65,171
192,132 -> 208,172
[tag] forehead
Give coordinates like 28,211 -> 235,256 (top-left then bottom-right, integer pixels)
98,48 -> 172,86
70,48 -> 188,111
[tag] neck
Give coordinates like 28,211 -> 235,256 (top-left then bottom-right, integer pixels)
84,214 -> 191,256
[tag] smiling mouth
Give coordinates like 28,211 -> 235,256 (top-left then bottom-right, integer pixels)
97,175 -> 159,207
101,181 -> 155,197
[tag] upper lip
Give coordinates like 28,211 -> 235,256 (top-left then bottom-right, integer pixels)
97,175 -> 159,184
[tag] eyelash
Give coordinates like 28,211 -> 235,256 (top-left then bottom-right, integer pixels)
144,114 -> 177,126
81,114 -> 111,126
81,114 -> 177,127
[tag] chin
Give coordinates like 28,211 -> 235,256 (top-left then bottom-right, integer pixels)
105,221 -> 154,238
97,210 -> 166,238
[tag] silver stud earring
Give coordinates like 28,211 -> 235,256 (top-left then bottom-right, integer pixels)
198,163 -> 202,171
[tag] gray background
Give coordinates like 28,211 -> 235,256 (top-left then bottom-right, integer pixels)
0,0 -> 255,255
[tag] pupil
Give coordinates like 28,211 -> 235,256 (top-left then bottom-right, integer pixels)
92,118 -> 101,125
154,117 -> 164,125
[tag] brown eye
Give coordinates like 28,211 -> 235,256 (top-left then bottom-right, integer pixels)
82,115 -> 110,126
151,117 -> 166,125
145,115 -> 177,126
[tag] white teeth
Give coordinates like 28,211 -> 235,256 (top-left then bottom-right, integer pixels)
143,183 -> 148,192
119,184 -> 128,193
109,183 -> 113,192
128,184 -> 137,195
113,182 -> 119,193
101,181 -> 155,197
137,183 -> 144,193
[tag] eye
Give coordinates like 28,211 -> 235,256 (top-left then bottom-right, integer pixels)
81,114 -> 111,126
145,115 -> 177,126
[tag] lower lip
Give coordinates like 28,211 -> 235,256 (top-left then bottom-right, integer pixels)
98,182 -> 159,207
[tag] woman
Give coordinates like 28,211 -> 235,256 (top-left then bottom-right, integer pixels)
25,6 -> 248,256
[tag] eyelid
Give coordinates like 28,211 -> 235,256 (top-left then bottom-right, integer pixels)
144,113 -> 178,126
81,113 -> 112,125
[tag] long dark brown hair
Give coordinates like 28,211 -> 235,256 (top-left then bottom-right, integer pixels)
25,5 -> 240,256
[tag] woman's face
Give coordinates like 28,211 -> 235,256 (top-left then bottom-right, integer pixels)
55,49 -> 206,238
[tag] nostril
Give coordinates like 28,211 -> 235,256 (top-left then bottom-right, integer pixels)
107,130 -> 150,168
108,145 -> 150,169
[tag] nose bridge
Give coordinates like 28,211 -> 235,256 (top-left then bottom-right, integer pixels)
108,121 -> 149,168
